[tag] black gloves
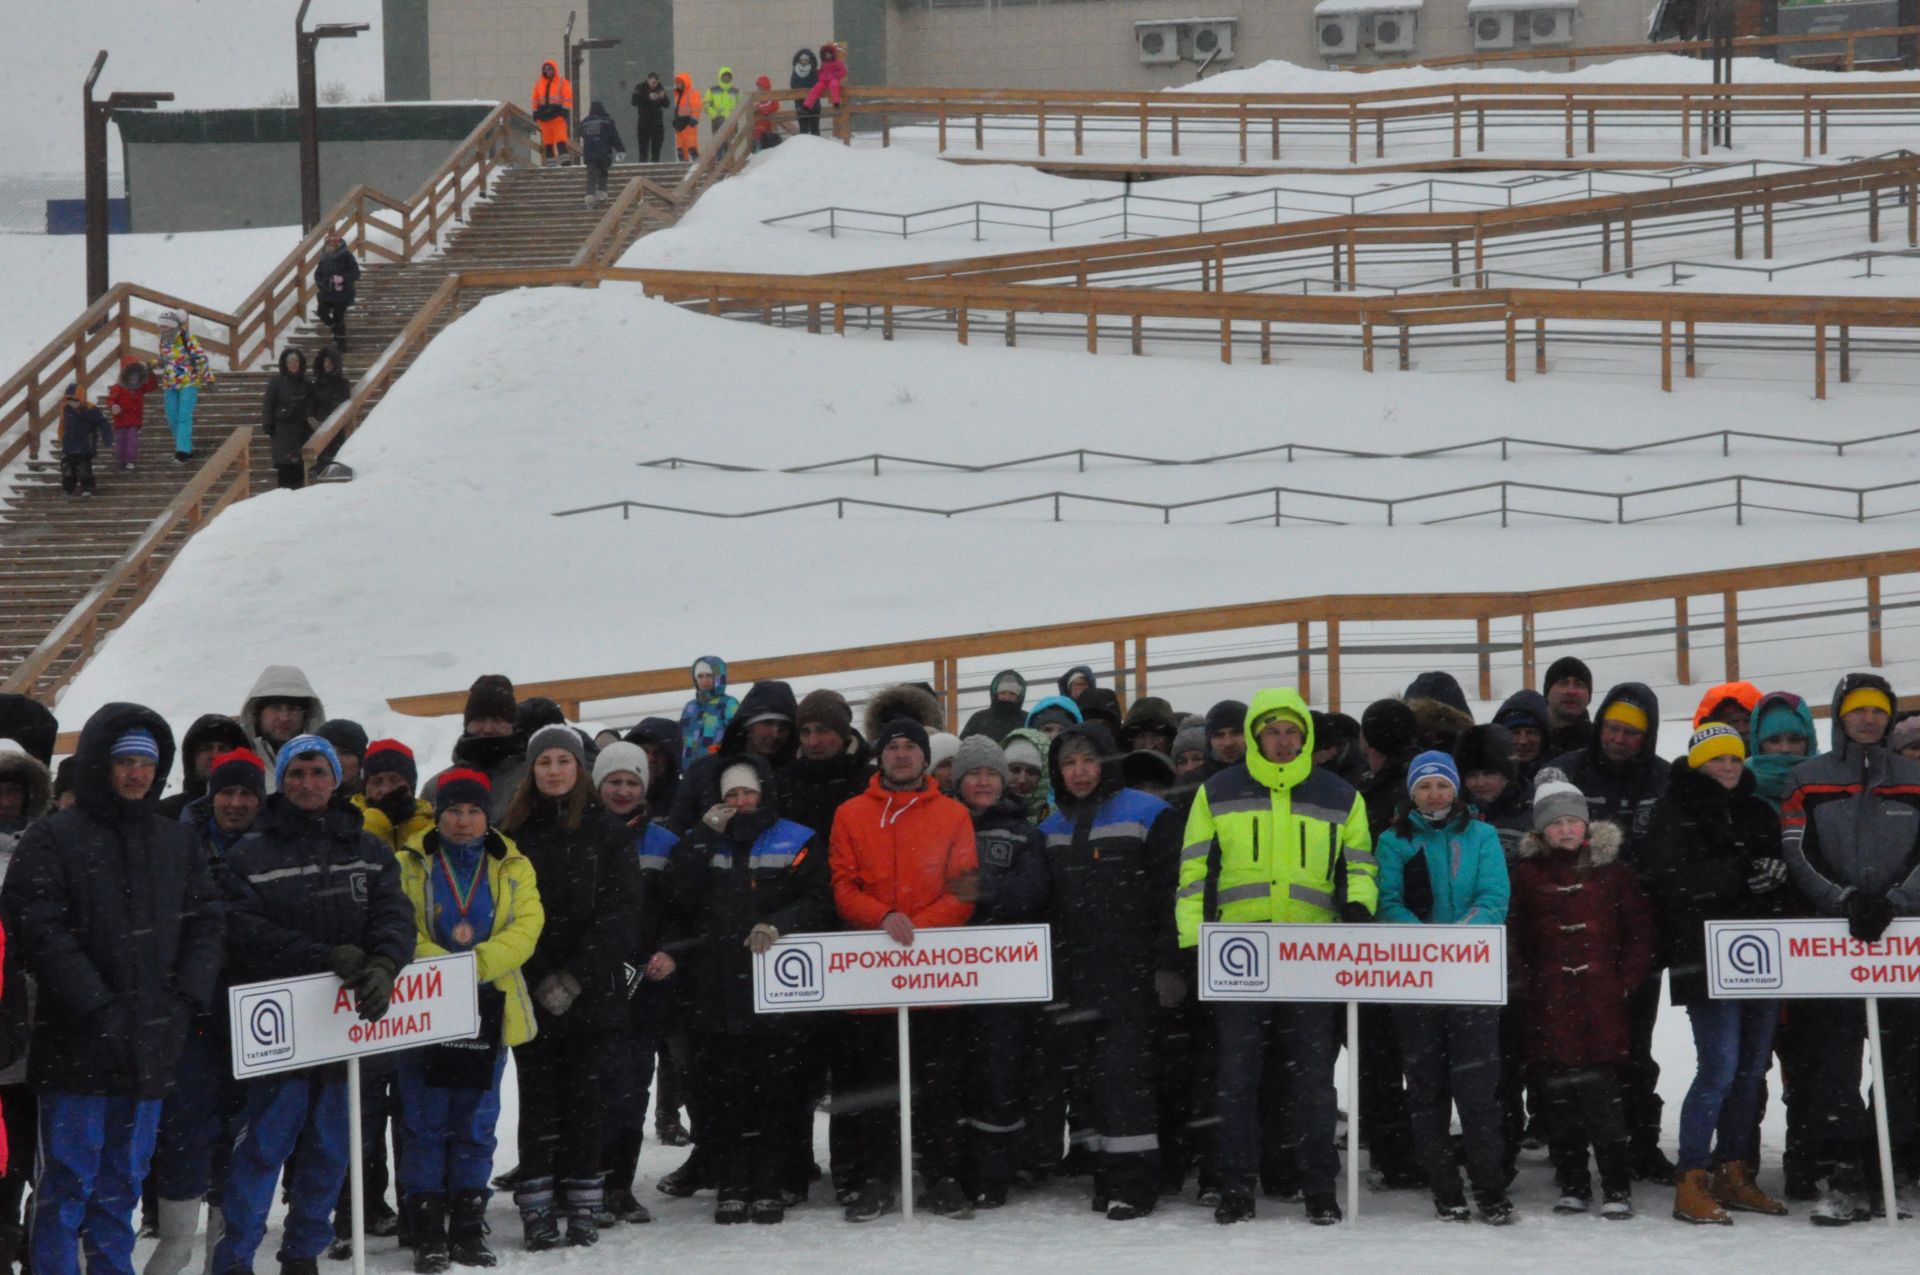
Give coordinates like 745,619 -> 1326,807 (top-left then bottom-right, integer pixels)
352,957 -> 398,1022
1847,890 -> 1896,943
1340,903 -> 1375,924
329,945 -> 367,981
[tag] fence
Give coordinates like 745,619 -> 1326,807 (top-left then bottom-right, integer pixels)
1346,24 -> 1920,73
385,549 -> 1915,723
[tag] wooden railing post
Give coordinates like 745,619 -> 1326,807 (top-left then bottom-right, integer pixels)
1675,596 -> 1691,685
1297,620 -> 1312,704
1112,639 -> 1128,713
1476,615 -> 1493,702
1868,575 -> 1884,666
1327,618 -> 1343,714
1520,610 -> 1536,690
1134,635 -> 1148,702
1722,590 -> 1740,681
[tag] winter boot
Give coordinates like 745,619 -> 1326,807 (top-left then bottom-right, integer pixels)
1600,1188 -> 1635,1220
1631,1141 -> 1677,1186
1213,1191 -> 1255,1225
1672,1170 -> 1732,1225
1304,1193 -> 1343,1225
143,1199 -> 202,1275
1433,1185 -> 1470,1223
280,1259 -> 320,1275
512,1177 -> 559,1252
447,1192 -> 496,1268
408,1195 -> 449,1275
655,1148 -> 713,1197
1711,1162 -> 1787,1216
560,1179 -> 601,1247
654,1118 -> 691,1148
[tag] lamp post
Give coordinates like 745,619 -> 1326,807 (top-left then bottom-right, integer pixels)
570,36 -> 622,140
296,0 -> 369,233
83,51 -> 171,306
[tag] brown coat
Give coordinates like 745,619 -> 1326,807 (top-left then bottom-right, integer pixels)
1506,822 -> 1655,1068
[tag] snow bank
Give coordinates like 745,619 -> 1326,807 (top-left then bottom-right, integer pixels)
1185,53 -> 1920,95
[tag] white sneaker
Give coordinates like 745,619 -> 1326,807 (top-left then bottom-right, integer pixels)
1600,1191 -> 1633,1220
1553,1193 -> 1589,1215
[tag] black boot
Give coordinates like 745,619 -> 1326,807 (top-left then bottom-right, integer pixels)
560,1179 -> 602,1248
513,1177 -> 559,1252
447,1192 -> 496,1268
409,1195 -> 449,1275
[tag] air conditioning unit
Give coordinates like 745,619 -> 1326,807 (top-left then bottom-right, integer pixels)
1135,21 -> 1181,64
1184,19 -> 1238,61
1474,9 -> 1515,47
1527,8 -> 1573,43
1369,10 -> 1418,51
1318,12 -> 1360,56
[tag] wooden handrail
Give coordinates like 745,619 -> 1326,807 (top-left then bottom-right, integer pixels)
2,426 -> 254,698
301,272 -> 462,470
387,548 -> 1917,720
1351,24 -> 1920,73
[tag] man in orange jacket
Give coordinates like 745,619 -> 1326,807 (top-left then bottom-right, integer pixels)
671,74 -> 702,161
532,61 -> 573,164
828,715 -> 978,1223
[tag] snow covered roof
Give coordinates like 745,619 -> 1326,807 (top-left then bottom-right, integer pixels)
1315,0 -> 1422,14
1467,0 -> 1578,10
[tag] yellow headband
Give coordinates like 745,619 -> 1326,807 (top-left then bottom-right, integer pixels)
1839,687 -> 1894,719
1602,701 -> 1649,733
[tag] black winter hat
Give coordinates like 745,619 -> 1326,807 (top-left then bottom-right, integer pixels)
1205,700 -> 1249,738
1452,724 -> 1518,782
1078,688 -> 1123,733
206,748 -> 267,798
872,717 -> 931,763
1405,671 -> 1470,716
517,697 -> 567,735
796,689 -> 854,741
1543,656 -> 1593,692
463,674 -> 517,727
1361,698 -> 1419,758
1312,711 -> 1361,748
317,718 -> 368,762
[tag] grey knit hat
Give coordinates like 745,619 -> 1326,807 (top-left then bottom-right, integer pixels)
1531,778 -> 1589,833
1173,721 -> 1207,761
527,723 -> 585,766
952,735 -> 1010,785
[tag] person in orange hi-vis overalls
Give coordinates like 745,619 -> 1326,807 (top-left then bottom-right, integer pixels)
671,73 -> 702,161
532,61 -> 573,165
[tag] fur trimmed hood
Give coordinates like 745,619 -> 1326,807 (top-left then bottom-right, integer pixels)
1516,818 -> 1622,869
1410,696 -> 1475,753
862,683 -> 945,741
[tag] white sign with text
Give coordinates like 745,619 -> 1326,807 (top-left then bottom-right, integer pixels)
229,952 -> 481,1078
1198,922 -> 1507,1005
751,924 -> 1052,1012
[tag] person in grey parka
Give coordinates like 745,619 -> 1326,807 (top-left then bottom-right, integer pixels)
261,348 -> 312,490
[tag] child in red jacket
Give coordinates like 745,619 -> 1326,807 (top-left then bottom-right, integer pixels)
1508,779 -> 1655,1220
105,358 -> 154,471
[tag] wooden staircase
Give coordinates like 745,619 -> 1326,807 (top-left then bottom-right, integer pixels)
0,159 -> 689,699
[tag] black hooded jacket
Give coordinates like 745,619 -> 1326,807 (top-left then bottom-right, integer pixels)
262,348 -> 313,466
3,704 -> 226,1099
1544,681 -> 1669,877
789,47 -> 820,101
773,733 -> 873,841
155,713 -> 253,820
579,100 -> 625,164
668,681 -> 799,833
0,695 -> 57,766
626,716 -> 683,815
308,346 -> 350,423
508,797 -> 643,1035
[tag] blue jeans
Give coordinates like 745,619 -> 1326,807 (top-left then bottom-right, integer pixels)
162,386 -> 198,455
31,1091 -> 162,1275
1679,999 -> 1778,1173
396,1052 -> 508,1195
214,1074 -> 350,1270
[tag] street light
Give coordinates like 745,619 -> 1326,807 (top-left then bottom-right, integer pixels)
570,37 -> 622,140
83,51 -> 172,306
296,0 -> 369,233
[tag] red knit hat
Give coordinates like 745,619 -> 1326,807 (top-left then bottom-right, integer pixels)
207,748 -> 266,797
363,739 -> 418,789
433,767 -> 492,817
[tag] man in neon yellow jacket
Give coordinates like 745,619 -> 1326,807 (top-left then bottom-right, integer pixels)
1176,688 -> 1374,1227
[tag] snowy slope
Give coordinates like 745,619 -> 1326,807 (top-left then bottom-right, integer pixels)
1189,52 -> 1920,94
2,0 -> 385,175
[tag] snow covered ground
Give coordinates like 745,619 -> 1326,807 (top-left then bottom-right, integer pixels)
0,224 -> 303,380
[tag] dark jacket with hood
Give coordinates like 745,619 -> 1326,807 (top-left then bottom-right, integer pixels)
960,670 -> 1028,742
772,733 -> 873,842
1543,681 -> 1668,878
1644,758 -> 1790,1005
1782,673 -> 1920,919
1036,722 -> 1182,1009
1746,690 -> 1818,813
262,349 -> 312,466
0,695 -> 58,766
625,716 -> 684,816
789,47 -> 821,116
1453,724 -> 1531,855
631,76 -> 670,132
3,704 -> 225,1099
662,754 -> 831,1037
314,242 -> 361,304
1119,697 -> 1178,753
1492,689 -> 1553,785
1057,665 -> 1096,700
578,100 -> 625,165
507,796 -> 643,1035
307,347 -> 350,425
669,680 -> 800,834
155,713 -> 253,821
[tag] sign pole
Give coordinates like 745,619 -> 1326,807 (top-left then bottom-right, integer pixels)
898,1007 -> 915,1222
1866,995 -> 1899,1227
1346,1000 -> 1360,1226
347,1054 -> 367,1275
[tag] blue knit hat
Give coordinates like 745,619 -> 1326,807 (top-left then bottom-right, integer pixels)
109,728 -> 160,761
1406,749 -> 1460,795
275,733 -> 341,787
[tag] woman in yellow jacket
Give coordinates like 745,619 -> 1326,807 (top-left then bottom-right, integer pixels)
396,769 -> 544,1273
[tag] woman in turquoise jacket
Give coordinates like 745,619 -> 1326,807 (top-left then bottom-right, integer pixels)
1376,750 -> 1513,1225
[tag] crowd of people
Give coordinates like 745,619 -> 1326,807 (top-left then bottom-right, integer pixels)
0,651 -> 1914,1275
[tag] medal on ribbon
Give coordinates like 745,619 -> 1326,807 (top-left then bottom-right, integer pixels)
436,849 -> 483,950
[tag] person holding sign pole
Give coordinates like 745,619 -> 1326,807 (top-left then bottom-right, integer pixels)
395,770 -> 545,1271
1176,690 -> 1376,1227
1506,780 -> 1654,1221
663,755 -> 832,1224
1375,751 -> 1514,1225
1780,673 -> 1920,1227
213,734 -> 416,1275
4,705 -> 225,1275
1644,724 -> 1791,1226
1036,723 -> 1184,1221
499,726 -> 642,1251
827,716 -> 978,1223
